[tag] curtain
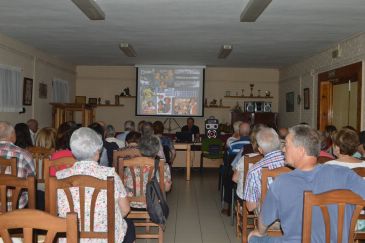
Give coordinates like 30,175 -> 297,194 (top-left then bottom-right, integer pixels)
0,64 -> 22,112
52,79 -> 70,103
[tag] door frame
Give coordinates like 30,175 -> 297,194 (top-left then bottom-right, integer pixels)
317,62 -> 362,131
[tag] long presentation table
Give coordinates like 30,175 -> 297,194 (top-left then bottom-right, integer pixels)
174,143 -> 201,181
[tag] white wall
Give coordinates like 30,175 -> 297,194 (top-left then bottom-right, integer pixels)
76,66 -> 279,131
0,33 -> 76,128
279,33 -> 365,129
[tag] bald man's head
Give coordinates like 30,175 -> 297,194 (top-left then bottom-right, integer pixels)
0,121 -> 16,143
239,122 -> 251,137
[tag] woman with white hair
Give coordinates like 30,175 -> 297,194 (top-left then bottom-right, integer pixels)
56,127 -> 135,243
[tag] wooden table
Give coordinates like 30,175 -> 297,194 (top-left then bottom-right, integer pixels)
174,143 -> 198,181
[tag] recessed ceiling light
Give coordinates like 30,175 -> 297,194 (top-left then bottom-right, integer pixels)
119,43 -> 137,57
218,45 -> 233,59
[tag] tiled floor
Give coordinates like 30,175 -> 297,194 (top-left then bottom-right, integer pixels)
137,169 -> 241,243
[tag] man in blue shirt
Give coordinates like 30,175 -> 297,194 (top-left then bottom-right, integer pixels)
227,122 -> 251,156
249,124 -> 365,243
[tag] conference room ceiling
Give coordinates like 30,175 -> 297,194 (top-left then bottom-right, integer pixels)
0,0 -> 364,68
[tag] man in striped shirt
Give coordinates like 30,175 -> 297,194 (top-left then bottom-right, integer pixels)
0,121 -> 35,209
227,122 -> 251,156
243,127 -> 285,212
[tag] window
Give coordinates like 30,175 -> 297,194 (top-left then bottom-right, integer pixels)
52,79 -> 70,103
0,65 -> 22,112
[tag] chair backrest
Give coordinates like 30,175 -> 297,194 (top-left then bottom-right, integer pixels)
119,157 -> 164,204
317,156 -> 332,164
0,175 -> 35,213
27,146 -> 53,182
243,154 -> 263,180
302,190 -> 365,243
0,157 -> 17,176
352,167 -> 365,177
260,166 -> 292,205
202,138 -> 223,154
113,148 -> 141,172
43,157 -> 77,212
0,209 -> 77,243
49,175 -> 115,241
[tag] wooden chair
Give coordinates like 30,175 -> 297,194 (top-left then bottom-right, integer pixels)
237,154 -> 263,243
113,148 -> 141,173
352,167 -> 365,242
317,156 -> 332,164
302,190 -> 365,243
43,157 -> 77,212
200,138 -> 224,173
0,157 -> 17,176
118,156 -> 165,243
0,175 -> 35,213
260,166 -> 293,237
0,209 -> 78,243
27,147 -> 53,183
49,175 -> 115,242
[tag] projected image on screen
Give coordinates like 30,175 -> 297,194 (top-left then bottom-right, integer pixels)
136,66 -> 204,117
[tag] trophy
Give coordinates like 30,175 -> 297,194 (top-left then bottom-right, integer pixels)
249,84 -> 254,97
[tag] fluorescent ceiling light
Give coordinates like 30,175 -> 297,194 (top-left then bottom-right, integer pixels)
218,45 -> 233,59
119,43 -> 137,57
240,0 -> 272,22
71,0 -> 105,20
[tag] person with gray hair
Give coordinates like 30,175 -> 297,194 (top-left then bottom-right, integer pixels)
242,127 -> 285,212
226,121 -> 242,148
105,124 -> 125,148
55,127 -> 135,243
0,121 -> 35,209
249,124 -> 365,243
123,134 -> 172,209
116,120 -> 135,143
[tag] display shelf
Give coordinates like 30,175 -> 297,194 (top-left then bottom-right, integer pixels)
96,104 -> 124,107
224,95 -> 273,99
205,106 -> 231,108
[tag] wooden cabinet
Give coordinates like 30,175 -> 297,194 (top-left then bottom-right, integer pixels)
50,103 -> 95,129
231,111 -> 278,130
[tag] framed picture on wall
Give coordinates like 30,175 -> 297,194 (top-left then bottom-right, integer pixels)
23,78 -> 33,106
39,83 -> 47,99
304,88 -> 310,110
286,91 -> 294,112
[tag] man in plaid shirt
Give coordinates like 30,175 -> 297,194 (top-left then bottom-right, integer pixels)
243,127 -> 285,212
0,121 -> 35,209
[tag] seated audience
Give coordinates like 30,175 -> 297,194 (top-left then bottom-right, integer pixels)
227,122 -> 251,156
105,124 -> 125,148
242,128 -> 285,211
356,130 -> 365,159
226,121 -> 242,148
248,125 -> 365,243
141,122 -> 165,159
14,123 -> 33,149
137,120 -> 146,133
117,131 -> 142,159
0,121 -> 35,209
35,127 -> 56,150
278,127 -> 288,149
181,117 -> 200,139
27,118 -> 38,145
89,122 -> 118,167
153,121 -> 176,165
324,124 -> 337,155
56,127 -> 135,243
326,128 -> 365,168
318,131 -> 335,159
123,135 -> 172,208
116,120 -> 135,142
